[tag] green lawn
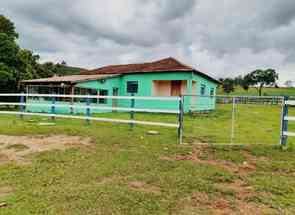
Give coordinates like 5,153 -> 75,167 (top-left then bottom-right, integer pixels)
0,105 -> 295,214
217,86 -> 295,96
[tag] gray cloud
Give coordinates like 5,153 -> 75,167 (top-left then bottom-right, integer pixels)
1,0 -> 295,84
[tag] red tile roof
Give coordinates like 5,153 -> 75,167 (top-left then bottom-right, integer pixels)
81,57 -> 219,84
22,57 -> 219,84
81,57 -> 193,75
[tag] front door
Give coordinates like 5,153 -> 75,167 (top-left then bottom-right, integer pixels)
171,80 -> 182,96
112,88 -> 119,109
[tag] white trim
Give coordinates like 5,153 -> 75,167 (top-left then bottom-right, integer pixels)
284,131 -> 295,137
0,102 -> 179,114
286,100 -> 295,105
0,111 -> 179,128
285,116 -> 295,121
0,93 -> 180,101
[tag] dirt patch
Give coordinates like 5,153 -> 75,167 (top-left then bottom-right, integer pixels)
174,191 -> 276,215
0,186 -> 13,198
0,135 -> 92,165
0,153 -> 9,165
128,181 -> 161,195
174,192 -> 233,215
217,180 -> 255,201
160,147 -> 256,176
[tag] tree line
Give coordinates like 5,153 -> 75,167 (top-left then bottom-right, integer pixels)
0,15 -> 81,93
219,69 -> 283,96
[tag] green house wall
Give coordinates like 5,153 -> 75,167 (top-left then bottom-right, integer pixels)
26,71 -> 217,114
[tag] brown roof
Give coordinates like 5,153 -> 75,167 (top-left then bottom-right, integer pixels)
22,57 -> 220,85
81,57 -> 220,84
22,74 -> 120,84
81,57 -> 193,75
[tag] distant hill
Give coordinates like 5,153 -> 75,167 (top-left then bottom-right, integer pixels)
55,65 -> 86,76
217,86 -> 295,96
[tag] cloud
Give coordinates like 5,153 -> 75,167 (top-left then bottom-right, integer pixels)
1,0 -> 295,84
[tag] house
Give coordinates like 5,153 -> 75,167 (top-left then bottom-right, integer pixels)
22,57 -> 219,113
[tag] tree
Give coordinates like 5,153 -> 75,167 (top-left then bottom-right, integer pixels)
240,80 -> 249,91
284,80 -> 293,88
0,63 -> 14,93
221,78 -> 235,94
0,15 -> 18,40
233,75 -> 244,86
15,49 -> 41,90
243,69 -> 278,96
0,33 -> 19,67
38,62 -> 58,78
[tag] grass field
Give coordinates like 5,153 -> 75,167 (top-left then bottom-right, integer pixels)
217,86 -> 295,96
0,104 -> 295,214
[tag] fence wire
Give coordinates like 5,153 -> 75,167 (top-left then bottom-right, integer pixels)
184,95 -> 288,145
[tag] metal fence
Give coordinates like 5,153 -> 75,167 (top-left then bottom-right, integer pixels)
183,95 -> 295,146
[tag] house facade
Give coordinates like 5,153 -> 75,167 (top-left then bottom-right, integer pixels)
22,57 -> 219,113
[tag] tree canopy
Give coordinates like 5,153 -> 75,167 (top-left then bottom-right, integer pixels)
220,69 -> 279,96
243,69 -> 278,96
0,15 -> 18,40
220,78 -> 235,94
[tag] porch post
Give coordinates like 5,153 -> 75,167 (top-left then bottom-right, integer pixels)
186,79 -> 193,113
187,79 -> 193,94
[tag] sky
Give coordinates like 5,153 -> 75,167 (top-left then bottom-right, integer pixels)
1,0 -> 295,85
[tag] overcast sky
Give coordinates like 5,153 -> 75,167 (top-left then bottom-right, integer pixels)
1,0 -> 295,84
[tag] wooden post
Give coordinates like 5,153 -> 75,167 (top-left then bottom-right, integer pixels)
280,96 -> 289,147
130,93 -> 135,129
178,95 -> 184,144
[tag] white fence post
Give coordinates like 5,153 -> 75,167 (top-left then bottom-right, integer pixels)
280,96 -> 289,147
19,93 -> 25,119
230,97 -> 236,144
178,95 -> 184,144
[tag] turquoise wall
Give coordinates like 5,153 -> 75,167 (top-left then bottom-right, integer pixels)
26,72 -> 217,114
118,72 -> 191,111
190,73 -> 217,111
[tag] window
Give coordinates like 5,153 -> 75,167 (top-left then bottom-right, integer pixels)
127,81 -> 138,94
90,89 -> 98,103
210,88 -> 215,96
200,84 -> 206,95
99,89 -> 108,104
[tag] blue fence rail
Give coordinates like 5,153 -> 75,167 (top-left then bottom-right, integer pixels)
281,96 -> 295,146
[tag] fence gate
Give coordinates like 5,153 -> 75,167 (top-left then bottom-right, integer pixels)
281,96 -> 295,146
